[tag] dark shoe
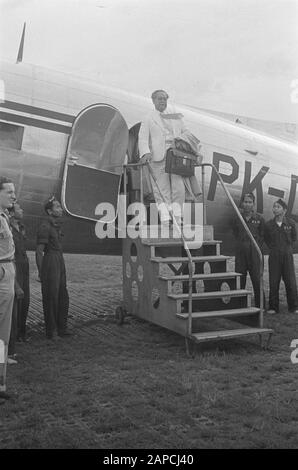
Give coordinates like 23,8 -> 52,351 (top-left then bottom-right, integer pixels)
7,356 -> 18,365
18,335 -> 29,343
0,391 -> 11,400
58,331 -> 73,337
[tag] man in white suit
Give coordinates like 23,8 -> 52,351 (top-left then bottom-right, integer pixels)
138,89 -> 194,225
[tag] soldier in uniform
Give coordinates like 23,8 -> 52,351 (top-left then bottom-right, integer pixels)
8,202 -> 30,343
0,176 -> 16,400
36,197 -> 70,340
265,199 -> 298,314
231,192 -> 265,307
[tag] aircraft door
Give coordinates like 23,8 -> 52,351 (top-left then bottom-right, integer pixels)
62,104 -> 128,221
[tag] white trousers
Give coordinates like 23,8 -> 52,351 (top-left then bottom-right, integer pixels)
149,159 -> 185,223
0,263 -> 15,392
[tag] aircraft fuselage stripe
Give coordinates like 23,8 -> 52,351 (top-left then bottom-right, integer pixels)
1,100 -> 75,123
0,111 -> 71,134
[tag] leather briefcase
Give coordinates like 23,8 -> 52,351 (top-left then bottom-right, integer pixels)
165,148 -> 197,177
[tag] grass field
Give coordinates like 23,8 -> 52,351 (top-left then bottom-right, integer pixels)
0,252 -> 298,449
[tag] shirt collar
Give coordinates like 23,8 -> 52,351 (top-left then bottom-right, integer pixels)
241,210 -> 256,220
10,218 -> 24,231
47,215 -> 61,228
274,216 -> 287,225
0,210 -> 9,221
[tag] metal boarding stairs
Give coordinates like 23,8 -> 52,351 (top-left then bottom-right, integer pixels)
120,161 -> 273,355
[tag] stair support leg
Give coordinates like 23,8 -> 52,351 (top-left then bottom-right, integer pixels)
185,337 -> 195,358
264,332 -> 273,350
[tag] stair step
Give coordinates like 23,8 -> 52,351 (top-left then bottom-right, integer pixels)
151,255 -> 230,263
177,307 -> 260,319
139,224 -> 214,241
160,271 -> 240,281
142,239 -> 222,246
168,289 -> 250,300
190,328 -> 273,343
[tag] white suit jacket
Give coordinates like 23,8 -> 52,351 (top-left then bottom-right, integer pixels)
138,109 -> 187,162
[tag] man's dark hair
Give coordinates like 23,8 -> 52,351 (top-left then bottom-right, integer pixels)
151,90 -> 169,100
44,196 -> 57,215
240,192 -> 255,204
0,176 -> 13,191
275,198 -> 288,210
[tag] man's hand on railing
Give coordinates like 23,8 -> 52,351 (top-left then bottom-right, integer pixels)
196,153 -> 203,165
195,145 -> 203,164
139,153 -> 152,164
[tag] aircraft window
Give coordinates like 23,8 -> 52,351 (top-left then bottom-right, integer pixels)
69,106 -> 128,175
0,122 -> 24,150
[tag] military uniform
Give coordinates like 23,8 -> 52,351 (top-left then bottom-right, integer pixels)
231,211 -> 265,307
0,211 -> 15,393
264,216 -> 298,312
37,216 -> 69,339
11,222 -> 30,341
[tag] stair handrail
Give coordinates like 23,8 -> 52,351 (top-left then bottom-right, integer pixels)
198,163 -> 264,327
146,163 -> 194,337
123,161 -> 194,337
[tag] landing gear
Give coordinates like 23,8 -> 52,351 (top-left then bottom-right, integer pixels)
115,306 -> 126,325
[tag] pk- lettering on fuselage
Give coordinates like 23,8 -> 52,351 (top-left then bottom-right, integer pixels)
0,60 -> 298,254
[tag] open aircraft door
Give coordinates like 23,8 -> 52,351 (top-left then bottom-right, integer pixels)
62,104 -> 128,222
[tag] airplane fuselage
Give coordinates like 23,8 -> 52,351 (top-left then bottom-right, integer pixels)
1,60 -> 298,254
